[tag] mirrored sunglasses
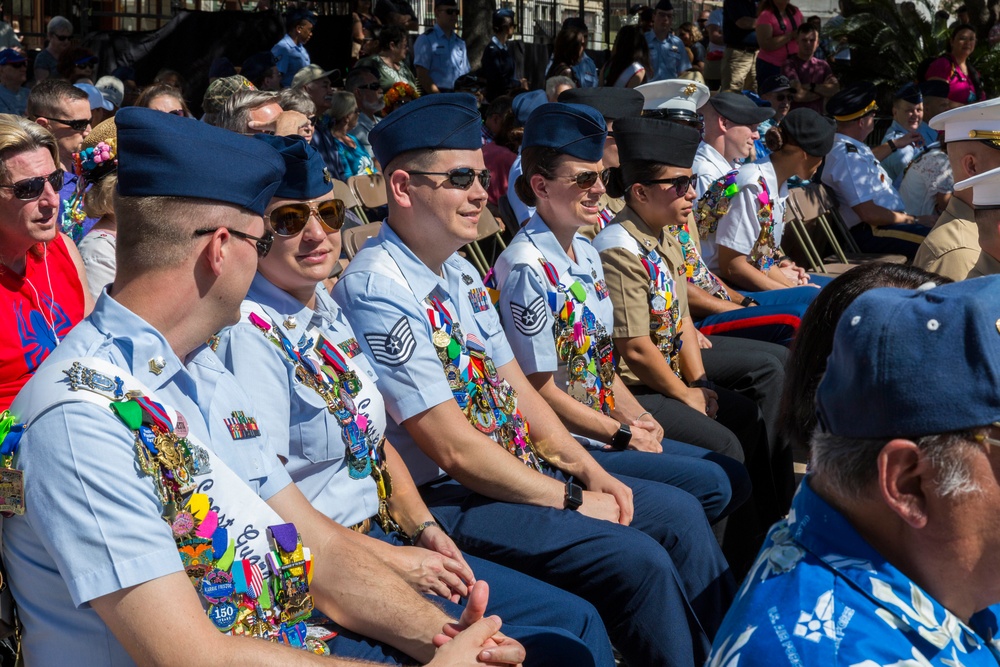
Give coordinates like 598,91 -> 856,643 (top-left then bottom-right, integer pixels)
642,173 -> 697,197
408,167 -> 491,190
267,199 -> 346,236
0,169 -> 64,200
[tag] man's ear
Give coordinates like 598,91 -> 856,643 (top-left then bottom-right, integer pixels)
878,438 -> 933,529
388,168 -> 413,209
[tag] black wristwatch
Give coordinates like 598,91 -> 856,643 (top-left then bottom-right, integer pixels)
564,478 -> 583,511
610,424 -> 632,450
887,139 -> 898,152
740,296 -> 759,307
690,378 -> 716,391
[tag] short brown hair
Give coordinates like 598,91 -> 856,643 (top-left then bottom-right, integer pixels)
26,79 -> 89,119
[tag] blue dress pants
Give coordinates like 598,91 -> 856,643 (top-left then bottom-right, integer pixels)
419,473 -> 737,667
696,285 -> 820,346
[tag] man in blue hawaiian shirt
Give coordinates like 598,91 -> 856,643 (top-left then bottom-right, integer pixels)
708,275 -> 1000,667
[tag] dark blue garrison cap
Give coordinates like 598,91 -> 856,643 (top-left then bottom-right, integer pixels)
816,275 -> 1000,439
115,107 -> 285,216
255,134 -> 332,201
522,102 -> 607,162
369,93 -> 483,167
895,82 -> 923,105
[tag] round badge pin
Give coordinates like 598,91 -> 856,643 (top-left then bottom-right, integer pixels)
172,511 -> 195,537
208,600 -> 239,631
201,568 -> 236,604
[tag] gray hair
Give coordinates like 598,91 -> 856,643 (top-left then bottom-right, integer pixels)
217,89 -> 281,133
47,16 -> 72,36
327,91 -> 357,123
810,430 -> 982,499
278,87 -> 316,116
545,75 -> 575,100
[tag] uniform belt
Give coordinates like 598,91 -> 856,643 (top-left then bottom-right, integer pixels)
349,514 -> 379,534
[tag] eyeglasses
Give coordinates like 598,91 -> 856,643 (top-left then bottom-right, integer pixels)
76,61 -> 96,69
356,82 -> 381,92
443,8 -> 459,15
41,116 -> 91,132
554,169 -> 610,190
266,199 -> 346,236
641,173 -> 698,197
3,62 -> 25,69
0,169 -> 64,200
52,34 -> 71,41
407,167 -> 491,190
193,227 -> 274,257
772,93 -> 793,102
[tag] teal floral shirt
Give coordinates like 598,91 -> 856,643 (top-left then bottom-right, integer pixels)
708,479 -> 1000,667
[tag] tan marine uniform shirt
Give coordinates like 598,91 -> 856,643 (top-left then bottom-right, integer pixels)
913,197 -> 979,282
594,205 -> 690,385
967,249 -> 1000,279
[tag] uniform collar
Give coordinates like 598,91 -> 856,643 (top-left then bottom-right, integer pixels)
377,220 -> 464,301
835,132 -> 866,149
784,479 -> 989,651
491,35 -> 506,50
246,272 -> 330,340
521,213 -> 594,278
433,24 -> 457,40
972,250 -> 1000,278
86,290 -> 208,390
947,195 -> 975,222
697,140 -> 734,174
613,204 -> 667,252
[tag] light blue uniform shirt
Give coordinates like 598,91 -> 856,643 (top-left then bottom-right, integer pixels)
880,120 -> 939,189
272,33 -> 311,88
707,479 -> 1000,667
412,24 -> 470,90
215,273 -> 383,527
645,30 -> 691,82
505,153 -> 534,226
573,54 -> 599,88
333,222 -> 514,486
0,85 -> 28,115
4,293 -> 291,665
493,213 -> 614,377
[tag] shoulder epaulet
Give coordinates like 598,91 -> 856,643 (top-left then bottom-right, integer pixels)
844,143 -> 859,154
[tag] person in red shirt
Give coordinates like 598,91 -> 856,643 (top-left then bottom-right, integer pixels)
0,116 -> 91,411
782,23 -> 839,113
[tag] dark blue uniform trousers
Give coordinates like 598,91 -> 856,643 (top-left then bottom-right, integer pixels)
419,473 -> 737,667
587,439 -> 751,524
696,285 -> 821,346
320,524 -> 615,666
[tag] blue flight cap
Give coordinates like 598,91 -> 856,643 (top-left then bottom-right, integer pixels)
512,89 -> 546,125
895,82 -> 923,105
522,102 -> 607,162
254,134 -> 332,201
369,92 -> 483,167
816,276 -> 1000,439
115,107 -> 285,216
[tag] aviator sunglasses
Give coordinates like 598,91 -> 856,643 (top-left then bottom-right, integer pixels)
407,167 -> 491,190
557,168 -> 610,190
266,199 -> 346,236
641,173 -> 698,197
0,169 -> 64,200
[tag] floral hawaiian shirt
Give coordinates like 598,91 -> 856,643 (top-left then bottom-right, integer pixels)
708,479 -> 1000,667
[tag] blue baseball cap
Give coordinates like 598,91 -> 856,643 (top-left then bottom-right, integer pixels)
254,134 -> 332,201
369,92 -> 482,167
0,48 -> 25,66
816,276 -> 1000,439
74,82 -> 114,111
115,107 -> 285,216
522,102 -> 607,162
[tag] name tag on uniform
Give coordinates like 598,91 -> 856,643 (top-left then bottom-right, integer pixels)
468,287 -> 491,313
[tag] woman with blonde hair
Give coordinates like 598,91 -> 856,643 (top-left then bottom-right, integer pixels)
0,115 -> 91,411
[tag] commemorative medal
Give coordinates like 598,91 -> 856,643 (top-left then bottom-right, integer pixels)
432,328 -> 450,349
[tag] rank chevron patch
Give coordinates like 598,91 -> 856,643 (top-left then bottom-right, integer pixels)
364,317 -> 417,366
510,296 -> 548,336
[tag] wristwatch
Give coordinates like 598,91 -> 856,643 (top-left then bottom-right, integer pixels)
887,139 -> 898,152
610,424 -> 632,450
690,378 -> 717,391
740,296 -> 759,307
564,478 -> 583,511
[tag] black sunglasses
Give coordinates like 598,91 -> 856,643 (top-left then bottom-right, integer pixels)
556,169 -> 610,190
771,93 -> 793,102
3,62 -> 25,68
642,174 -> 698,197
408,167 -> 491,190
267,199 -> 346,236
0,169 -> 64,200
356,82 -> 381,92
52,34 -> 71,41
443,8 -> 459,15
193,227 -> 274,258
42,116 -> 91,132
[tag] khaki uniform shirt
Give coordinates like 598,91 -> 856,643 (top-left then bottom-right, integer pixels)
967,250 -> 1000,279
913,198 -> 979,282
579,193 -> 627,241
592,205 -> 690,385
